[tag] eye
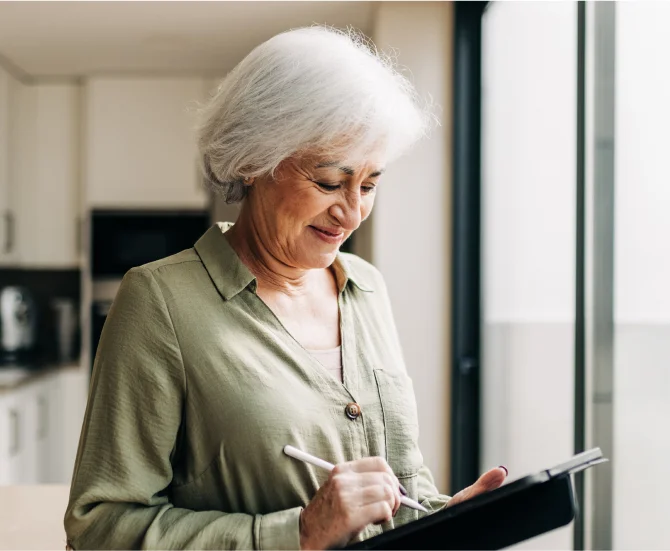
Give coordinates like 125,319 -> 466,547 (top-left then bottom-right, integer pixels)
313,181 -> 341,191
361,184 -> 377,194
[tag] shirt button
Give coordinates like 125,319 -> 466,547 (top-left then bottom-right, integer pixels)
345,402 -> 361,420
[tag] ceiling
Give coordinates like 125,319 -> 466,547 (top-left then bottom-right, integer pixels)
0,1 -> 376,79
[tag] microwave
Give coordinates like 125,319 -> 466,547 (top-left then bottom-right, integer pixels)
91,209 -> 210,279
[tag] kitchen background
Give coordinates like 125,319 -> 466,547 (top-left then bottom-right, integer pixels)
0,1 -> 668,550
0,0 -> 452,522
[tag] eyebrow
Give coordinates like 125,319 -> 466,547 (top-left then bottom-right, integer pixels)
315,161 -> 385,178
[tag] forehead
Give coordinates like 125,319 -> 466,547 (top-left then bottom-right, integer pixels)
302,151 -> 387,173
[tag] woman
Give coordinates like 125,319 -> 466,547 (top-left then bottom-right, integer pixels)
65,27 -> 506,550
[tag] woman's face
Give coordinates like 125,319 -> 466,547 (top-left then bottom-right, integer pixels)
245,152 -> 385,270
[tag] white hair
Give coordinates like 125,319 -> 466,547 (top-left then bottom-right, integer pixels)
197,26 -> 437,203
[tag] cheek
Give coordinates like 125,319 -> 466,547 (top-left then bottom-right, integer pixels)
266,187 -> 309,215
280,192 -> 331,222
362,195 -> 376,220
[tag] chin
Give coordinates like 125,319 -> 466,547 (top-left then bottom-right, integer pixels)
301,249 -> 339,270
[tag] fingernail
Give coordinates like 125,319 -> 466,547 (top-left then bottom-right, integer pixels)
398,483 -> 408,496
499,465 -> 508,476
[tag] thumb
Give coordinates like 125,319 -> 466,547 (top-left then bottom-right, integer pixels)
476,466 -> 508,492
447,466 -> 508,508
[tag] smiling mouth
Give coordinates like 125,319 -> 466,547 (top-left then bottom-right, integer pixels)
312,227 -> 343,237
310,226 -> 345,241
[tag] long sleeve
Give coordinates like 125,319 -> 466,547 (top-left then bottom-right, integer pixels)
64,267 -> 302,550
417,465 -> 451,513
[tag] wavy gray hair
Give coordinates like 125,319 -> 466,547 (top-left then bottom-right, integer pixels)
197,26 -> 437,203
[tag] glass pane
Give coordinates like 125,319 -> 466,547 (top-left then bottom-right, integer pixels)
614,3 -> 670,548
481,3 -> 577,549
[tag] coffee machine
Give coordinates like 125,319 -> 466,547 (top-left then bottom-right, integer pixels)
0,286 -> 37,363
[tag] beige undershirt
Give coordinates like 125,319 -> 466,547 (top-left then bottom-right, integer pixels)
307,346 -> 343,383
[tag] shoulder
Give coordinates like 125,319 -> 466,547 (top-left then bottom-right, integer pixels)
116,248 -> 204,304
129,248 -> 205,287
139,248 -> 201,275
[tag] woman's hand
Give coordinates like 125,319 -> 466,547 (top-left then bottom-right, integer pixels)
446,466 -> 508,508
299,457 -> 402,550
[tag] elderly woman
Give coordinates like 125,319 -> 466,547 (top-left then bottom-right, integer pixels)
65,27 -> 506,550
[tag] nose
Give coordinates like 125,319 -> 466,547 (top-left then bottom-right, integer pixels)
329,189 -> 363,231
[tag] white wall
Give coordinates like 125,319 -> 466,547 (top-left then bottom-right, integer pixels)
613,4 -> 670,548
482,4 -> 576,325
481,3 -> 576,549
615,5 -> 670,326
369,1 -> 452,493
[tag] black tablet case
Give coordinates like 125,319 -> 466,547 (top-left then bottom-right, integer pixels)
345,448 -> 607,550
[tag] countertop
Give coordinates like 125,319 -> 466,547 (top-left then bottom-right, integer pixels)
0,362 -> 80,394
0,485 -> 70,550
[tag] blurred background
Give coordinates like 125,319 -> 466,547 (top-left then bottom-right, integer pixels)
0,1 -> 667,549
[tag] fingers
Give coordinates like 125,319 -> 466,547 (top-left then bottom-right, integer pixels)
335,456 -> 392,474
333,470 -> 401,518
359,482 -> 396,506
301,464 -> 403,550
357,478 -> 402,516
447,466 -> 508,508
475,466 -> 507,492
334,456 -> 403,513
358,501 -> 394,526
339,471 -> 396,488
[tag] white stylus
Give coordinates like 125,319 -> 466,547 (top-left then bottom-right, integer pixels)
283,444 -> 429,513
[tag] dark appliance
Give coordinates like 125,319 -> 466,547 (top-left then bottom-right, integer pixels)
90,300 -> 111,373
91,209 -> 210,278
0,285 -> 38,363
90,210 -> 209,371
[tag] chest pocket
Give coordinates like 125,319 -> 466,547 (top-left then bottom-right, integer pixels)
373,368 -> 423,477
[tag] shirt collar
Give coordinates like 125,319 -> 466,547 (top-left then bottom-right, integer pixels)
194,222 -> 374,300
333,252 -> 375,294
194,223 -> 256,300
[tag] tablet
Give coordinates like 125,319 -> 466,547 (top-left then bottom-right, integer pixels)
345,448 -> 607,550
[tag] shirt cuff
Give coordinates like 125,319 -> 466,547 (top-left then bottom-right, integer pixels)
256,506 -> 303,550
420,495 -> 451,514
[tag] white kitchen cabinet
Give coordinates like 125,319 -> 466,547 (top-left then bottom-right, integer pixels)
0,392 -> 12,484
0,366 -> 87,485
84,77 -> 209,209
35,373 -> 59,483
0,68 -> 9,262
13,383 -> 38,484
54,367 -> 88,483
0,67 -> 18,266
0,385 -> 37,484
13,82 -> 82,268
0,391 -> 22,483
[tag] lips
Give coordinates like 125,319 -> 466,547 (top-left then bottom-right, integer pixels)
311,226 -> 343,237
309,225 -> 345,244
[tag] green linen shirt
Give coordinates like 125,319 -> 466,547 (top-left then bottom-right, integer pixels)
65,222 -> 450,550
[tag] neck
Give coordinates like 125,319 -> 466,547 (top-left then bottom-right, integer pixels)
225,210 -> 317,296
